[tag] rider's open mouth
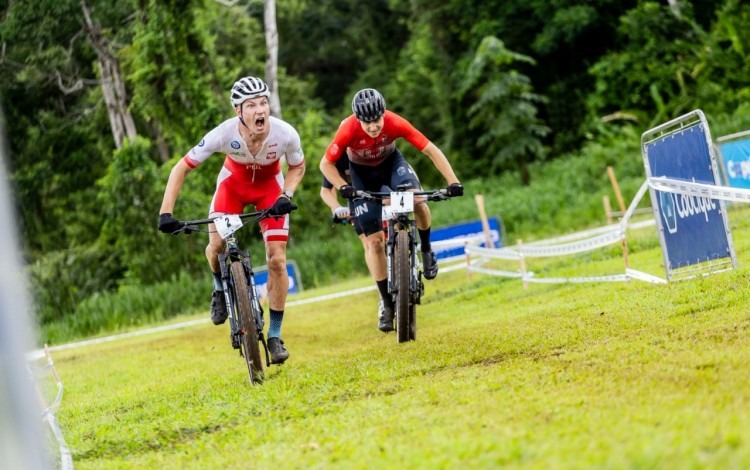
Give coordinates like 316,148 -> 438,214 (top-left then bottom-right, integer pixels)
255,117 -> 265,127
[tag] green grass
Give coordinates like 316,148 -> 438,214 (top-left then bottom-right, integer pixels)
46,206 -> 750,469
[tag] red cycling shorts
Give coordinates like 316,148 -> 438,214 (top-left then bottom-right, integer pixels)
209,157 -> 289,242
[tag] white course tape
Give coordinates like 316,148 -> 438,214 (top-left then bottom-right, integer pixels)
525,274 -> 630,284
649,176 -> 750,203
625,268 -> 667,284
466,229 -> 623,259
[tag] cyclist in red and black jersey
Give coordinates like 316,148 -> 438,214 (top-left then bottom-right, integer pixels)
319,88 -> 463,333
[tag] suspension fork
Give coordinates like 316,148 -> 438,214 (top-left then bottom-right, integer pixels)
218,238 -> 243,322
240,254 -> 265,332
386,219 -> 397,294
405,219 -> 421,301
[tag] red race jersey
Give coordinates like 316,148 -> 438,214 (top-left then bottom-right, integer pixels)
324,110 -> 429,167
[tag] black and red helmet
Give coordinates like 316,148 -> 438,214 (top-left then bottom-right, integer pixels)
351,88 -> 386,122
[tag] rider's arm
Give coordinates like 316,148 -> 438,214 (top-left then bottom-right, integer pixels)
159,158 -> 193,214
282,161 -> 306,197
320,158 -> 349,191
421,142 -> 460,185
320,186 -> 343,212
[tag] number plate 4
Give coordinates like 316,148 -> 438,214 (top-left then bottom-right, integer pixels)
389,191 -> 414,214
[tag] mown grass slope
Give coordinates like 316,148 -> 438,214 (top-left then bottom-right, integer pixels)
50,207 -> 750,469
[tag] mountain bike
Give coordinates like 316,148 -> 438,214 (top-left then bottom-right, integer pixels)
353,188 -> 451,343
173,207 -> 295,384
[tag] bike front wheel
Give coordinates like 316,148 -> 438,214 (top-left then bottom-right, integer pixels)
230,262 -> 265,384
394,229 -> 411,343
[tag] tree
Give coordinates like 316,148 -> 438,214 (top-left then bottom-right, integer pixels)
81,0 -> 137,149
459,36 -> 549,184
264,0 -> 281,117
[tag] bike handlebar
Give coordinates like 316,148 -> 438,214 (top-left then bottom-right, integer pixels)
174,203 -> 298,235
352,189 -> 451,204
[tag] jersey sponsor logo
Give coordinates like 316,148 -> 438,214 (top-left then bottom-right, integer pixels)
266,152 -> 276,160
269,143 -> 278,148
330,144 -> 339,156
198,138 -> 205,147
397,166 -> 407,176
359,139 -> 367,145
230,141 -> 241,149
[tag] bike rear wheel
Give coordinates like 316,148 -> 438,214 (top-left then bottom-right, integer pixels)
230,262 -> 265,383
394,229 -> 411,343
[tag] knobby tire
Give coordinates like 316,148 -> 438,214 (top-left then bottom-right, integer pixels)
230,262 -> 264,384
395,229 -> 411,343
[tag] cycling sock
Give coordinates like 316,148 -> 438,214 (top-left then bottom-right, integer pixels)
376,279 -> 393,309
268,309 -> 284,338
213,272 -> 223,292
418,227 -> 432,252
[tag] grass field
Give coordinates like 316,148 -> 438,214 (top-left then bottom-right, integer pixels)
45,208 -> 750,469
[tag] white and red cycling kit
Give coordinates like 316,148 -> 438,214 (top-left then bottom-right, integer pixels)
183,116 -> 304,242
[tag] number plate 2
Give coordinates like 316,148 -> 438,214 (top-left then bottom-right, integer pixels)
214,214 -> 243,239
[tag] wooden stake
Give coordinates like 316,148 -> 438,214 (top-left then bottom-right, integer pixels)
607,166 -> 627,215
474,194 -> 494,249
603,195 -> 613,225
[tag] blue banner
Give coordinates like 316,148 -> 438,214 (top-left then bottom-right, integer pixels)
431,217 -> 502,260
719,138 -> 750,189
253,261 -> 302,297
646,124 -> 730,269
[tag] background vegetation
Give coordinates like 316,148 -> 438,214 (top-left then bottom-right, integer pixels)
1,0 -> 749,342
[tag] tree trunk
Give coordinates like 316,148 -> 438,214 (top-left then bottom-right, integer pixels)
81,0 -> 137,149
264,0 -> 281,118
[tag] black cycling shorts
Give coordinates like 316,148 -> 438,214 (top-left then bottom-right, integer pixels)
349,149 -> 422,236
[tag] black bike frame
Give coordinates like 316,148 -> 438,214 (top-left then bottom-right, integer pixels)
385,214 -> 423,305
218,236 -> 268,365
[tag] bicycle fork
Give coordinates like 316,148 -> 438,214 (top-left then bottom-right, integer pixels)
218,250 -> 268,364
386,219 -> 424,304
218,252 -> 242,351
240,255 -> 271,367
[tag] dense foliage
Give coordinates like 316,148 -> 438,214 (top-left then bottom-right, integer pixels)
1,0 -> 747,334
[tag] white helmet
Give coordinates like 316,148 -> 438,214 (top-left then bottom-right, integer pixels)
230,76 -> 270,107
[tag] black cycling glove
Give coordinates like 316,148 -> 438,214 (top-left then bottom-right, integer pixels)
339,184 -> 357,199
269,196 -> 295,216
446,183 -> 464,197
158,213 -> 181,234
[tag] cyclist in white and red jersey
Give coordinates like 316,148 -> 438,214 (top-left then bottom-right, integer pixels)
319,88 -> 463,333
158,76 -> 305,364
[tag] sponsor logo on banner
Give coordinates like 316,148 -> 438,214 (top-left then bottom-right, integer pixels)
658,179 -> 718,234
727,160 -> 750,180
